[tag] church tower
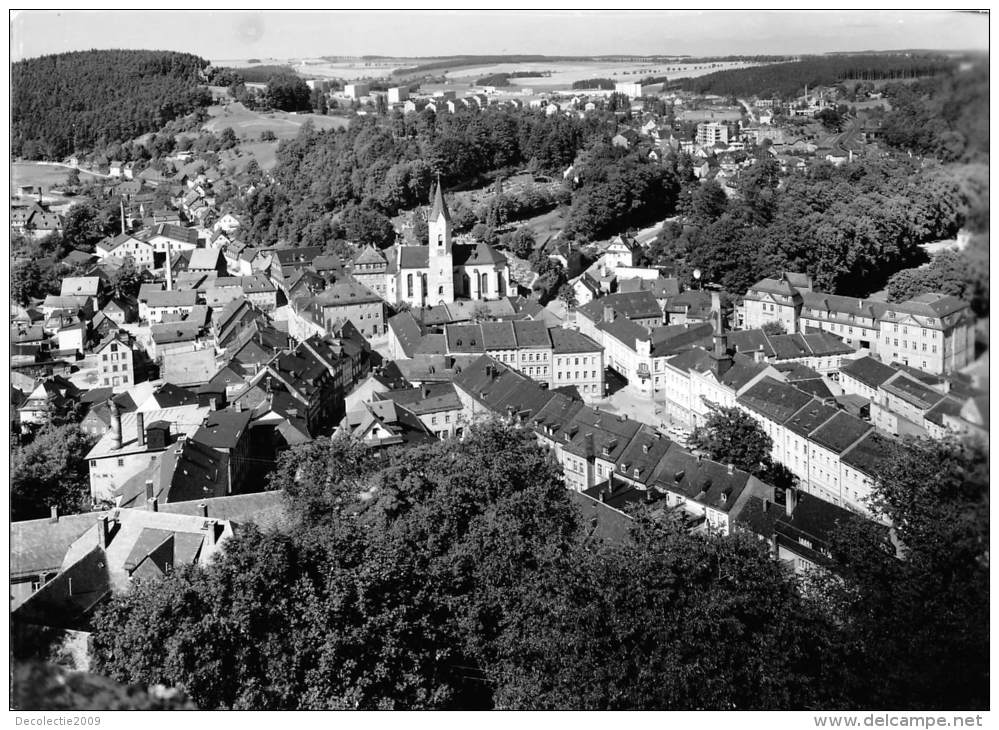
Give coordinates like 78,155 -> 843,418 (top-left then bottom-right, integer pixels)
427,178 -> 454,304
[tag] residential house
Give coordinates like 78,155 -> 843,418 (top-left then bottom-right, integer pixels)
94,331 -> 136,392
86,403 -> 210,502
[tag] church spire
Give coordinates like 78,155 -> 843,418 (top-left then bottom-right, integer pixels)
429,176 -> 450,223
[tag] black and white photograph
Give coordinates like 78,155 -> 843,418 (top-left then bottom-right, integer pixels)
8,9 -> 990,717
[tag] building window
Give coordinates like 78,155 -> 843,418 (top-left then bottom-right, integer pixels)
117,458 -> 124,467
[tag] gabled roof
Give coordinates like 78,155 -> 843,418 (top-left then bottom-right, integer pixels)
398,246 -> 430,269
881,372 -> 945,411
479,321 -> 517,350
445,324 -> 485,353
650,323 -> 714,357
187,247 -> 224,271
144,290 -> 198,308
839,357 -> 896,389
388,311 -> 424,358
353,245 -> 387,266
550,328 -> 602,354
193,408 -> 254,450
737,376 -> 814,424
841,431 -> 894,477
60,277 -> 100,298
577,290 -> 662,323
376,383 -> 462,415
512,319 -> 550,348
808,411 -> 872,455
784,399 -> 838,438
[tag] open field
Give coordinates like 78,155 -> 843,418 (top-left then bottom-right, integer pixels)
444,60 -> 762,89
218,141 -> 280,173
11,161 -> 104,193
201,102 -> 350,140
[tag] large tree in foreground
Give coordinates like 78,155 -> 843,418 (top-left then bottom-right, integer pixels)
688,405 -> 773,477
813,437 -> 989,710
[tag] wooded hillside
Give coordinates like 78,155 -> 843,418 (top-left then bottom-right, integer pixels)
12,49 -> 211,159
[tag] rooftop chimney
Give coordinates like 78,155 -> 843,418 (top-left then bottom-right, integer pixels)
147,497 -> 158,512
98,515 -> 111,549
136,411 -> 145,447
603,305 -> 615,323
145,480 -> 154,503
785,487 -> 798,517
727,463 -> 734,475
49,505 -> 59,524
109,399 -> 122,451
199,502 -> 208,518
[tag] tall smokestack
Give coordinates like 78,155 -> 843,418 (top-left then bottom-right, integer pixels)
120,198 -> 126,235
164,236 -> 173,292
109,399 -> 122,451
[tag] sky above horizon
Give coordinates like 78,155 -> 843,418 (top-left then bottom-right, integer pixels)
10,10 -> 989,63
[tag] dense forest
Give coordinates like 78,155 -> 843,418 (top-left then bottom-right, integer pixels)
12,50 -> 211,159
78,422 -> 987,710
233,107 -> 619,248
877,61 -> 990,163
647,155 -> 988,299
677,53 -> 957,99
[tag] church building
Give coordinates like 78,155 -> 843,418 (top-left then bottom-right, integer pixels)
351,182 -> 511,308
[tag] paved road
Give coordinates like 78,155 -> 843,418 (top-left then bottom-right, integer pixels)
737,98 -> 756,124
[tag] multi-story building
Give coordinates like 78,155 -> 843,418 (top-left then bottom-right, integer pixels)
94,330 -> 135,391
876,293 -> 975,374
550,328 -> 605,401
696,121 -> 729,147
739,273 -> 808,332
799,292 -> 883,353
741,276 -> 975,375
375,383 -> 464,439
86,403 -> 210,502
295,277 -> 386,339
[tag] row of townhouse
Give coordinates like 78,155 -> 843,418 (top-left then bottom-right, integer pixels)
739,273 -> 975,374
449,352 -> 884,575
734,375 -> 890,514
387,311 -> 607,401
840,356 -> 989,443
450,354 -> 773,537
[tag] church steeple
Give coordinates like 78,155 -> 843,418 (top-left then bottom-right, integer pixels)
429,176 -> 451,223
427,176 -> 454,304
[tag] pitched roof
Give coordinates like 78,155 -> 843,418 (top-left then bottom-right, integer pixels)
479,321 -> 517,350
60,277 -> 100,297
577,290 -> 662,323
398,246 -> 430,269
376,383 -> 462,415
550,328 -> 602,354
445,324 -> 485,353
808,411 -> 872,454
144,290 -> 198,308
388,311 -> 424,358
841,431 -> 895,477
192,408 -> 254,450
187,247 -> 224,270
307,277 -> 382,306
738,376 -> 814,424
513,319 -> 551,348
784,399 -> 838,438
